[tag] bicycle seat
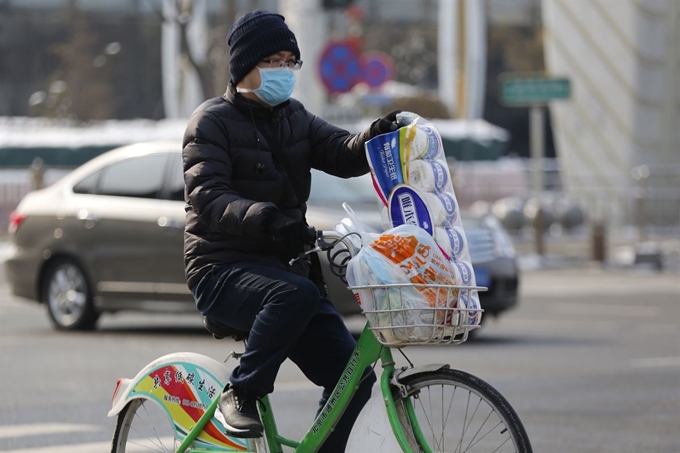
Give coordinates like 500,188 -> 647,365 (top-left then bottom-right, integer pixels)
203,317 -> 248,342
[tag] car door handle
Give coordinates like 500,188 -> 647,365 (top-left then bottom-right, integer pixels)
77,210 -> 100,223
157,217 -> 183,229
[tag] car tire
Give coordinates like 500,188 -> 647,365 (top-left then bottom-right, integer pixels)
41,258 -> 100,331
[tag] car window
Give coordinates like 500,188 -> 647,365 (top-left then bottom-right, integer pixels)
73,170 -> 101,194
165,153 -> 185,202
309,170 -> 377,203
97,154 -> 168,199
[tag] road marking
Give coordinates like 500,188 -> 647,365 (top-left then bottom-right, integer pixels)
631,356 -> 680,368
549,303 -> 662,318
0,423 -> 101,439
0,441 -> 109,453
1,437 -> 176,453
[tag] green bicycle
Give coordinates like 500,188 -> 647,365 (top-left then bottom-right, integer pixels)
108,230 -> 532,453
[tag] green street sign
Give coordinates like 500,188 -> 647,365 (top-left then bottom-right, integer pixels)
500,75 -> 571,105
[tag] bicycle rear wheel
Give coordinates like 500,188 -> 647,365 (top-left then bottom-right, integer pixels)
111,398 -> 180,452
112,398 -> 266,453
393,369 -> 532,453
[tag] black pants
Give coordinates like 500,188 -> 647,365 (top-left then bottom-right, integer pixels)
192,261 -> 376,453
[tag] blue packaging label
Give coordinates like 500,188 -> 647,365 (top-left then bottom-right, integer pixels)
429,160 -> 449,192
459,293 -> 468,309
454,261 -> 473,285
445,227 -> 466,258
388,185 -> 434,235
459,292 -> 481,325
468,293 -> 481,310
434,192 -> 458,223
365,131 -> 404,202
419,124 -> 443,160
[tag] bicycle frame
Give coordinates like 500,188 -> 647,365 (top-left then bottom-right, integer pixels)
173,322 -> 419,453
110,230 -> 452,452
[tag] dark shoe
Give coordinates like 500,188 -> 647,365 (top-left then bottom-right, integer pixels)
215,386 -> 263,438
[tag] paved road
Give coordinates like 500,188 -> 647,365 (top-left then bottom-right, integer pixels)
0,268 -> 678,452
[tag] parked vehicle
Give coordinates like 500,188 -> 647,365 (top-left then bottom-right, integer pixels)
5,142 -> 519,330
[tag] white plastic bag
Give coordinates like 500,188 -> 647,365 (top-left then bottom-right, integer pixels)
346,224 -> 461,343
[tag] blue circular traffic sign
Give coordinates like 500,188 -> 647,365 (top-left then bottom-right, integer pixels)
318,41 -> 362,94
360,52 -> 394,89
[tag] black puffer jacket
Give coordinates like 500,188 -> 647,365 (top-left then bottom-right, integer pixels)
183,85 -> 372,289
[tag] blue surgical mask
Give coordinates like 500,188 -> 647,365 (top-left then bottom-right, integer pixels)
237,67 -> 296,106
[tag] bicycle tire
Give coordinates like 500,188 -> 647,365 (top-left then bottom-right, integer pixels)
112,398 -> 267,453
393,369 -> 532,453
111,398 -> 180,452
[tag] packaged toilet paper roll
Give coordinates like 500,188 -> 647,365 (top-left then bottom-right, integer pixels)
452,260 -> 474,286
401,123 -> 442,162
434,226 -> 468,260
423,192 -> 459,226
405,159 -> 449,193
459,290 -> 482,326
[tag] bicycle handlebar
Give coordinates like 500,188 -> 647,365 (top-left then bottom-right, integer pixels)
288,229 -> 359,268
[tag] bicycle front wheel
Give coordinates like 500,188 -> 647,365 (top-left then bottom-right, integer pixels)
393,369 -> 532,453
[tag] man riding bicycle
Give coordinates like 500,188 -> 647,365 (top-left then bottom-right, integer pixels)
182,9 -> 400,453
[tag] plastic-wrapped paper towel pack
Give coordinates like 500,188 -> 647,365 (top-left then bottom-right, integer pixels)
348,111 -> 482,328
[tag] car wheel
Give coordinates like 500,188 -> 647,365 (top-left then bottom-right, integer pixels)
41,258 -> 100,331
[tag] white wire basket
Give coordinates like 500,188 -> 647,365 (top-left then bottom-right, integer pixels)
348,283 -> 486,347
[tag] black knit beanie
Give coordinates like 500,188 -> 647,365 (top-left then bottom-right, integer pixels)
227,10 -> 301,85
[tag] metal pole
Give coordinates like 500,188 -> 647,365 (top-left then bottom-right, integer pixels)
279,0 -> 327,116
463,0 -> 486,120
530,105 -> 545,255
661,0 -> 678,164
437,0 -> 458,117
161,0 -> 179,118
30,157 -> 45,191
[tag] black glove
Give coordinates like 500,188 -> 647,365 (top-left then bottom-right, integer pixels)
267,212 -> 308,261
369,109 -> 402,138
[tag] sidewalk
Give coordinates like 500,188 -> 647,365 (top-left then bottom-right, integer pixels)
513,231 -> 680,274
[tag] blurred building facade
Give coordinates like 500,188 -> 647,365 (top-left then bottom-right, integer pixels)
543,0 -> 680,229
0,0 -> 539,149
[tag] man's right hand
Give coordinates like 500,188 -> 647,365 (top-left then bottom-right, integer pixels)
369,109 -> 402,138
268,212 -> 308,261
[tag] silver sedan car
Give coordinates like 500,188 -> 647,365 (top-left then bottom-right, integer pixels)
5,142 -> 519,330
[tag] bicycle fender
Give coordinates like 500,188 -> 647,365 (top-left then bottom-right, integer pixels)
108,352 -> 249,451
392,363 -> 450,383
108,352 -> 230,416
